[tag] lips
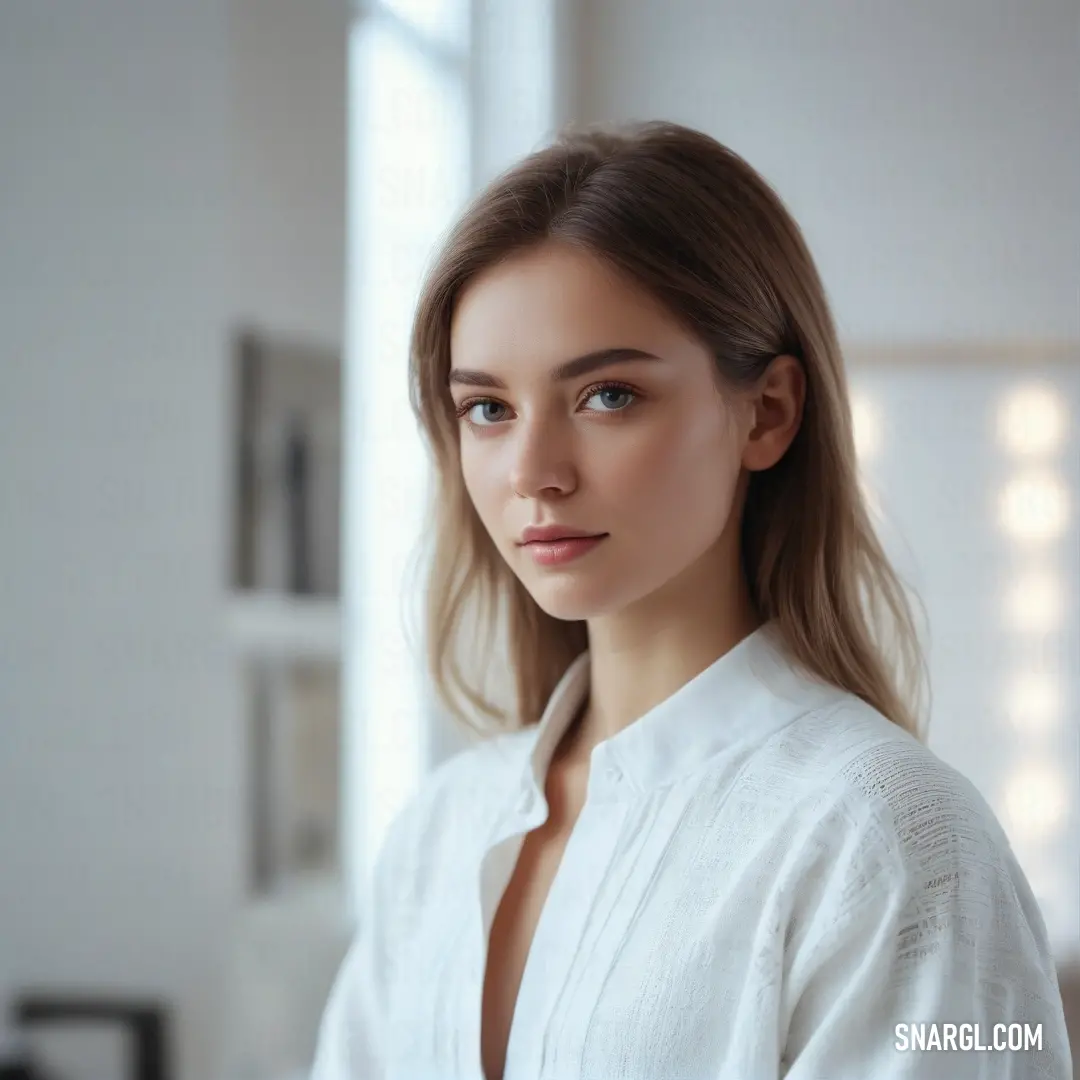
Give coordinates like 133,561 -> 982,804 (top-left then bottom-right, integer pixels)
518,525 -> 607,545
522,533 -> 609,567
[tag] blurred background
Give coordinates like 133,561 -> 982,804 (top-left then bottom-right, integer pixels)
0,1 -> 1077,1078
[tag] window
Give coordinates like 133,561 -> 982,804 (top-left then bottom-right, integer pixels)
343,0 -> 472,910
344,0 -> 568,912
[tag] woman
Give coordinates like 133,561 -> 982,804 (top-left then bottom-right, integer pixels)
312,120 -> 1070,1079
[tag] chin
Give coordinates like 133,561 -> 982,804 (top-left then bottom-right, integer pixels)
522,575 -> 629,622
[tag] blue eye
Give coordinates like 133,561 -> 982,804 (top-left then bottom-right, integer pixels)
583,385 -> 635,412
454,380 -> 640,430
465,401 -> 507,426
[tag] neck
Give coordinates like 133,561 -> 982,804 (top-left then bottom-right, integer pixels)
566,536 -> 761,765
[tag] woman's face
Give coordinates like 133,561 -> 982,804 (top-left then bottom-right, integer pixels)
448,241 -> 754,623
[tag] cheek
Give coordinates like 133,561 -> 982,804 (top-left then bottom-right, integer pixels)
601,411 -> 741,534
460,442 -> 507,525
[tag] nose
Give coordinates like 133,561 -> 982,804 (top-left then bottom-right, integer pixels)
507,412 -> 576,499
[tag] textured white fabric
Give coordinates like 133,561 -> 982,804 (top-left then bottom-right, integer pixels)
312,621 -> 1071,1079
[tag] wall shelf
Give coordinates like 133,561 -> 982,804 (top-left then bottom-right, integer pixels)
226,593 -> 342,661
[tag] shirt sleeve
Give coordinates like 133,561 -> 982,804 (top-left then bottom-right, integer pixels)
780,783 -> 1072,1079
310,801 -> 414,1080
309,913 -> 385,1080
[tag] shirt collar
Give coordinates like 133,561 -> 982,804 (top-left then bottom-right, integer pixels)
514,619 -> 843,802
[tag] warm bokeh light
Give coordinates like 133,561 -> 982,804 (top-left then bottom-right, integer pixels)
997,470 -> 1070,542
996,382 -> 1069,457
1002,762 -> 1070,843
1003,671 -> 1063,735
1002,570 -> 1066,633
851,391 -> 883,462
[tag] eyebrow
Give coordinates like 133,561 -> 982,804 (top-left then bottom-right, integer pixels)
447,347 -> 664,389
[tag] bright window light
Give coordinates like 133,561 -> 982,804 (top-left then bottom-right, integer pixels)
344,4 -> 470,907
380,0 -> 468,47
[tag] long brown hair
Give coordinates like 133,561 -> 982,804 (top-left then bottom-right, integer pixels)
407,119 -> 929,740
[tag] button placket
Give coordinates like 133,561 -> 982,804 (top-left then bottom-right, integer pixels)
591,746 -> 626,800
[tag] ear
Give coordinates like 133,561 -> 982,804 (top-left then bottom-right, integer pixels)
740,354 -> 806,472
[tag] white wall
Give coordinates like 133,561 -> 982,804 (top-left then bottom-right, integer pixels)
575,0 -> 1080,342
228,0 -> 348,349
0,4 -> 237,1079
0,2 -> 348,1078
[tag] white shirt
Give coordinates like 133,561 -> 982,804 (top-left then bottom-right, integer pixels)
312,621 -> 1071,1079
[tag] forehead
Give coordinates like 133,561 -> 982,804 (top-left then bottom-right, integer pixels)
449,242 -> 687,368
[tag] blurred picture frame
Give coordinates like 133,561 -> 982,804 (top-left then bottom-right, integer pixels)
231,327 -> 342,598
248,657 -> 342,894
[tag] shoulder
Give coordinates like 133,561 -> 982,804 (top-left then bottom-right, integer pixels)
775,701 -> 1066,1057
781,697 -> 1012,868
769,698 -> 1051,955
370,723 -> 531,893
